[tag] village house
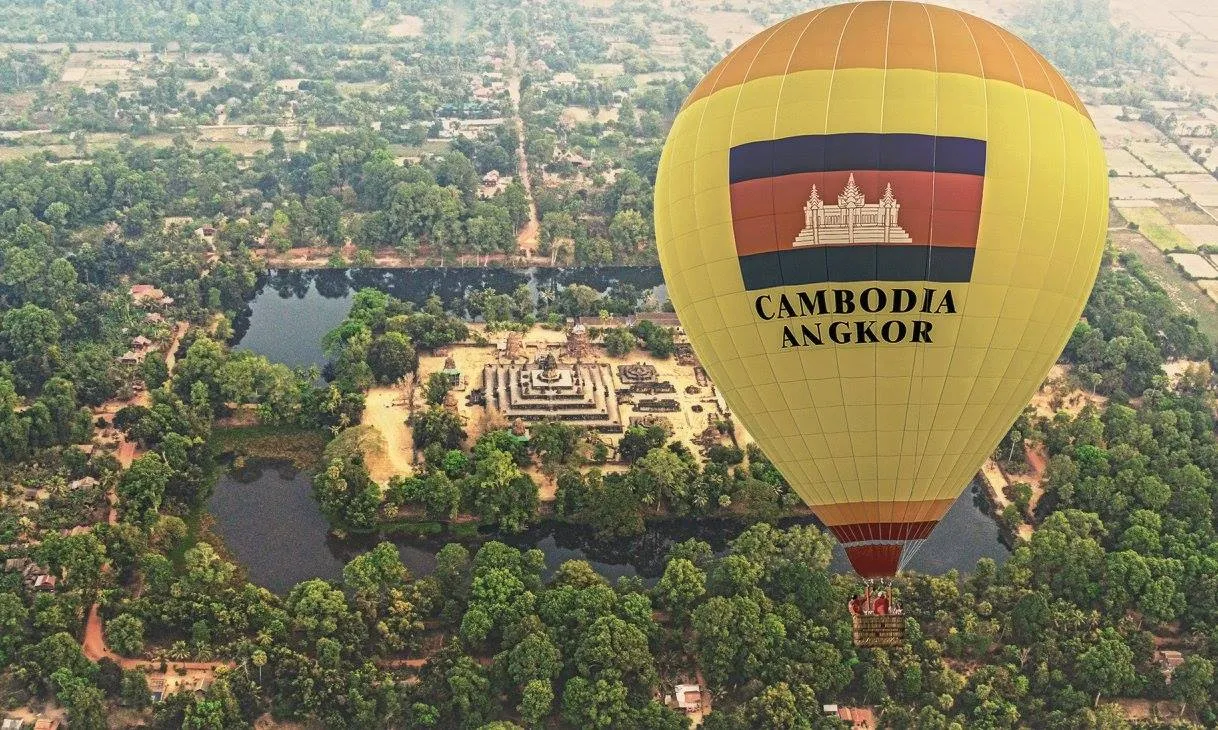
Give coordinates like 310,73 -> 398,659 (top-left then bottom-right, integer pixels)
33,720 -> 61,730
118,350 -> 145,365
824,704 -> 875,728
129,283 -> 166,302
1,717 -> 24,730
1156,649 -> 1186,682
131,335 -> 153,350
68,476 -> 99,490
149,677 -> 166,703
560,150 -> 593,169
21,563 -> 56,592
667,683 -> 703,714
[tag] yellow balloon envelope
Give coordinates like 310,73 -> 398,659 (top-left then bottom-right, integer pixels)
655,1 -> 1107,576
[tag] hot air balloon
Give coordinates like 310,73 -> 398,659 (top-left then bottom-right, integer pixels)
654,2 -> 1106,583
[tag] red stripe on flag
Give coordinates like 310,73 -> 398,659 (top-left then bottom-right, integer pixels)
730,170 -> 983,257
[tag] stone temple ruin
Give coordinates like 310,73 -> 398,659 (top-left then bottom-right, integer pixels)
617,362 -> 676,394
566,324 -> 591,361
483,352 -> 623,432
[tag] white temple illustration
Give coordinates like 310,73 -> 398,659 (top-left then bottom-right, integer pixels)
794,174 -> 913,246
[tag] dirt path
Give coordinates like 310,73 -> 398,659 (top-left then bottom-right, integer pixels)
85,604 -> 232,673
506,40 -> 540,257
362,385 -> 415,482
1024,444 -> 1048,512
165,321 -> 189,374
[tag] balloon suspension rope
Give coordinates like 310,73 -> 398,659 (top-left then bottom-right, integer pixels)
897,538 -> 929,573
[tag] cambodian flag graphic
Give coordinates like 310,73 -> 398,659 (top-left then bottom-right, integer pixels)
728,133 -> 987,290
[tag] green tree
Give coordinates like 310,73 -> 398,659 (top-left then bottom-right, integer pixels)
411,406 -> 466,450
142,354 -> 169,389
561,676 -> 630,730
117,453 -> 172,526
518,679 -> 553,729
425,371 -> 456,406
367,331 -> 417,384
508,632 -> 561,686
1077,630 -> 1137,707
466,448 -> 538,532
51,670 -> 107,730
601,327 -> 636,357
120,669 -> 151,709
105,613 -> 145,656
0,592 -> 29,666
2,302 -> 61,392
1170,655 -> 1214,717
655,557 -> 706,621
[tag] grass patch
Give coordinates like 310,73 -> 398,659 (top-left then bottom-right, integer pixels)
1120,207 -> 1195,251
212,424 -> 329,471
379,520 -> 446,537
446,522 -> 481,539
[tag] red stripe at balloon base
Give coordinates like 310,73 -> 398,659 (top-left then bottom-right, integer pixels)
844,544 -> 903,578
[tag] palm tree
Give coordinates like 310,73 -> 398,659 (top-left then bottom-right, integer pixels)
252,649 -> 267,683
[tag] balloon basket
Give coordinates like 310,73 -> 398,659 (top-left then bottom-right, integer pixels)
852,614 -> 905,648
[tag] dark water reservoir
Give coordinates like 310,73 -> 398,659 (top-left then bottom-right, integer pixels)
208,459 -> 1008,594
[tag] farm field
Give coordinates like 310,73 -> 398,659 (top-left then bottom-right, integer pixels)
1128,140 -> 1209,174
1168,252 -> 1218,278
1118,205 -> 1197,251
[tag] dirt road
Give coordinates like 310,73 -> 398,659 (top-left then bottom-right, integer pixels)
506,40 -> 540,257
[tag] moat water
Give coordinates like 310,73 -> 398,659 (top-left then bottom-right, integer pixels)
208,459 -> 1008,594
231,266 -> 668,370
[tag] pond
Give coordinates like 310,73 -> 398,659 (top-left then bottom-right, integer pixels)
231,266 -> 668,370
208,459 -> 1009,594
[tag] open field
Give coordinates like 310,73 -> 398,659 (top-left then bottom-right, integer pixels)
1089,105 -> 1166,142
1198,280 -> 1218,305
697,9 -> 764,47
1109,176 -> 1185,200
1119,206 -> 1195,250
561,106 -> 618,125
1104,147 -> 1156,176
589,62 -> 626,78
1168,252 -> 1218,278
1128,140 -> 1209,174
386,15 -> 424,37
1167,173 -> 1218,206
1176,223 -> 1218,247
362,386 -> 416,484
1156,197 -> 1217,224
